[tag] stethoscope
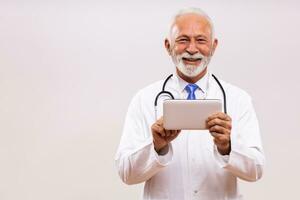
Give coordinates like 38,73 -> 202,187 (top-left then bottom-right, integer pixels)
154,73 -> 227,118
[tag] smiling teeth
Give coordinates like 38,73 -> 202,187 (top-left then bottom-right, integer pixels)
184,58 -> 201,61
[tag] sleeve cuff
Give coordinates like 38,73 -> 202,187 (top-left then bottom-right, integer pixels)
151,143 -> 173,166
213,144 -> 230,168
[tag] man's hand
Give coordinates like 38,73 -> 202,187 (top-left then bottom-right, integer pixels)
151,117 -> 181,153
206,112 -> 232,155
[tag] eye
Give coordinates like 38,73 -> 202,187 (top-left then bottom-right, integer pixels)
196,38 -> 207,43
176,38 -> 189,44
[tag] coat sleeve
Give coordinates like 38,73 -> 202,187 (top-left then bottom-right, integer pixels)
213,92 -> 265,182
114,92 -> 173,185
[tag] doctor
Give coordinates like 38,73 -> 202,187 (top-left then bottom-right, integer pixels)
115,7 -> 265,200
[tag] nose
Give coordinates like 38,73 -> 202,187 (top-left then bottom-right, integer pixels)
186,40 -> 198,55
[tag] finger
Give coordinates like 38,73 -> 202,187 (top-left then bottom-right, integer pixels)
206,112 -> 222,121
174,130 -> 181,136
165,129 -> 172,137
209,125 -> 230,135
166,129 -> 180,136
152,131 -> 162,141
159,126 -> 167,137
169,130 -> 175,137
207,113 -> 230,122
210,131 -> 221,139
211,132 -> 225,146
157,117 -> 163,126
213,137 -> 229,147
211,133 -> 230,146
207,112 -> 231,122
152,131 -> 167,150
153,124 -> 166,137
168,131 -> 180,142
210,131 -> 230,147
206,118 -> 232,130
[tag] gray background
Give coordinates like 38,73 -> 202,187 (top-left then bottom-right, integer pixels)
0,0 -> 299,199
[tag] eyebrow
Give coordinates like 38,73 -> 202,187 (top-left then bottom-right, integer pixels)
176,35 -> 190,39
176,34 -> 208,39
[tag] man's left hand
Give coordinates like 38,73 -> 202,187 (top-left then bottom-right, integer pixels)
206,112 -> 232,155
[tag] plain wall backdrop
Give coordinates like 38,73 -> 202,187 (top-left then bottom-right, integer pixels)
0,0 -> 299,199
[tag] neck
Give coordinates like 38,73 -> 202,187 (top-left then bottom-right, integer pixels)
176,67 -> 208,84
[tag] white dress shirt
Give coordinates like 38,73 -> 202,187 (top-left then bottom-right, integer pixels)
115,71 -> 265,200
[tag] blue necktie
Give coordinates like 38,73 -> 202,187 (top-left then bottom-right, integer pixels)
185,83 -> 198,100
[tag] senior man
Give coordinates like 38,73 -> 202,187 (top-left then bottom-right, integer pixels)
115,7 -> 265,200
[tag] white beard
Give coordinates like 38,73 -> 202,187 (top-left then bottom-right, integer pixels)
172,52 -> 211,77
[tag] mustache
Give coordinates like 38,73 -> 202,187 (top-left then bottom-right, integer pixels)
179,52 -> 206,59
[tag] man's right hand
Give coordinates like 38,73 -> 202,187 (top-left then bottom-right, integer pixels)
151,117 -> 181,153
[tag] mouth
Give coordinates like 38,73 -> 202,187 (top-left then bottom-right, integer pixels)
182,57 -> 202,64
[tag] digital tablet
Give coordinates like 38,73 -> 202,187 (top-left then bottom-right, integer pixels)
163,99 -> 222,130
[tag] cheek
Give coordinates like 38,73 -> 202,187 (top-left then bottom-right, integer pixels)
173,44 -> 186,54
197,46 -> 211,56
198,45 -> 211,56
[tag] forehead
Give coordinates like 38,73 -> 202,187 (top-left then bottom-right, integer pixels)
172,13 -> 212,38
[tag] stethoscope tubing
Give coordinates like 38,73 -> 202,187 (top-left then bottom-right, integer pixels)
154,73 -> 227,114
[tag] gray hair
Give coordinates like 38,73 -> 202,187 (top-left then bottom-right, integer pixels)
168,7 -> 215,42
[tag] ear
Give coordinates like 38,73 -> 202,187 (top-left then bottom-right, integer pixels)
211,38 -> 218,56
164,39 -> 172,55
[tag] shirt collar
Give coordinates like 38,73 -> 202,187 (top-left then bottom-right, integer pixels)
175,70 -> 209,95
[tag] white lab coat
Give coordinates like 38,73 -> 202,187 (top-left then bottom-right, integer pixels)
115,71 -> 265,200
